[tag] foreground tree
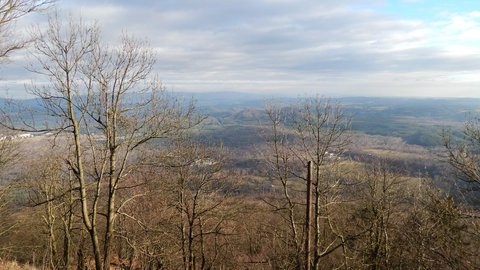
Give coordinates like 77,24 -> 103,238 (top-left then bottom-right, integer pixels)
3,15 -> 200,269
23,152 -> 77,270
351,161 -> 408,269
442,116 -> 480,266
0,0 -> 53,60
116,137 -> 235,269
264,97 -> 351,269
0,131 -> 18,254
263,104 -> 303,269
444,117 -> 480,191
162,139 -> 230,269
0,2 -> 52,252
347,160 -> 476,269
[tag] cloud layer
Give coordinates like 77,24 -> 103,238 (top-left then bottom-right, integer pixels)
2,0 -> 480,98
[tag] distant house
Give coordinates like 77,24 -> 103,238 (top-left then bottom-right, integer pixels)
0,133 -> 35,140
17,133 -> 34,139
193,158 -> 217,167
325,151 -> 336,159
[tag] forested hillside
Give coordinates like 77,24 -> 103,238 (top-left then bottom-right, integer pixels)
1,1 -> 480,270
2,94 -> 480,269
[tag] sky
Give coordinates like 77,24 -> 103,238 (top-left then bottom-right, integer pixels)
1,0 -> 480,98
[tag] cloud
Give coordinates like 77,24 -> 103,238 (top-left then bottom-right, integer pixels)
2,0 -> 480,98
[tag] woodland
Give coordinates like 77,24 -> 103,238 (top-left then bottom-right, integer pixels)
0,1 -> 479,270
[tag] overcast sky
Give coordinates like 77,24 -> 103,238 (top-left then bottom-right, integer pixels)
1,0 -> 480,98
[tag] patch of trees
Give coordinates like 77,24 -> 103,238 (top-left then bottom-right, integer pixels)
404,130 -> 442,147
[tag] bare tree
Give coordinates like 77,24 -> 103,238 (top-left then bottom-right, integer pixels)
291,98 -> 351,269
444,117 -> 480,189
0,0 -> 53,60
0,133 -> 17,171
3,14 -> 201,270
164,138 -> 229,270
0,3 -> 52,250
352,161 -> 407,269
263,103 -> 303,269
346,159 -> 477,269
0,0 -> 49,208
0,131 -> 20,259
119,137 -> 232,270
23,152 -> 78,270
441,116 -> 480,267
263,97 -> 351,269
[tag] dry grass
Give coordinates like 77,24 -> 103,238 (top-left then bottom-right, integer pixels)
0,261 -> 38,270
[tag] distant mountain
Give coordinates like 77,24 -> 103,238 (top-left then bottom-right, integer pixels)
175,91 -> 273,110
0,98 -> 44,112
3,92 -> 480,147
